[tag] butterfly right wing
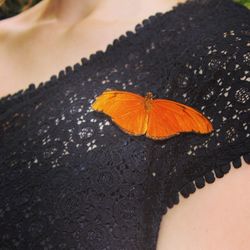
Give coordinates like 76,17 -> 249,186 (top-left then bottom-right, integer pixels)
146,99 -> 214,140
91,90 -> 148,136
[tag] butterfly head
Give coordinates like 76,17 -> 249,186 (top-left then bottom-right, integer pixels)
145,85 -> 161,99
145,91 -> 154,100
144,92 -> 154,111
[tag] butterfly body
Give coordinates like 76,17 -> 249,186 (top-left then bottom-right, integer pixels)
144,92 -> 154,111
91,89 -> 213,140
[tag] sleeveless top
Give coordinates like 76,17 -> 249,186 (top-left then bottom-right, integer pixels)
0,0 -> 250,249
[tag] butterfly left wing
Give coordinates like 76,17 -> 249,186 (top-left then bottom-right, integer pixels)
146,99 -> 214,140
91,90 -> 148,136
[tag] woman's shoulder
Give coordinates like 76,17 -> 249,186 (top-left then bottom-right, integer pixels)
157,159 -> 250,250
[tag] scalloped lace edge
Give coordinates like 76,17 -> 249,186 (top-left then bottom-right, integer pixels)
163,150 -> 250,214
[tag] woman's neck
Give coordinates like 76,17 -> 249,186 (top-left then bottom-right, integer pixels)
13,0 -> 187,28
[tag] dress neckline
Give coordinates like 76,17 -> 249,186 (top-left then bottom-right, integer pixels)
0,1 -> 185,109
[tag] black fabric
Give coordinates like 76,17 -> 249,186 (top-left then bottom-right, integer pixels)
0,0 -> 250,249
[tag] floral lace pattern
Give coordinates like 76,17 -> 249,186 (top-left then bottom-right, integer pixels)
0,0 -> 250,249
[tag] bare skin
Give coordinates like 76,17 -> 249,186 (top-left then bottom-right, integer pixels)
0,0 -> 186,98
1,0 -> 250,249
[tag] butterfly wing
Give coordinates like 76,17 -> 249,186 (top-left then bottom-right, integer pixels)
146,99 -> 214,140
92,90 -> 148,135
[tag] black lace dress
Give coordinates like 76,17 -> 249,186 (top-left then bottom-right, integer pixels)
0,0 -> 250,249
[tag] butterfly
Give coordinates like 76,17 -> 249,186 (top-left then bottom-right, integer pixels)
91,89 -> 214,140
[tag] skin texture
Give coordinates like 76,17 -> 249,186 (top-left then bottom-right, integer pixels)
0,0 -> 186,98
0,1 -> 250,249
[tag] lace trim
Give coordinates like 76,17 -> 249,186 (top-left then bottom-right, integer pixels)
1,0 -> 233,114
163,150 -> 250,214
0,0 -> 245,115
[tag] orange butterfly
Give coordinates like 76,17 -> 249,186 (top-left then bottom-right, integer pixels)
91,89 -> 214,140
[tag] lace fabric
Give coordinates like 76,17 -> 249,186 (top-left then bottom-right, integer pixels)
0,0 -> 250,249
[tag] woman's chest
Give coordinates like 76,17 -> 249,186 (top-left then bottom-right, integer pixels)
0,17 -> 151,99
0,61 -> 164,249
